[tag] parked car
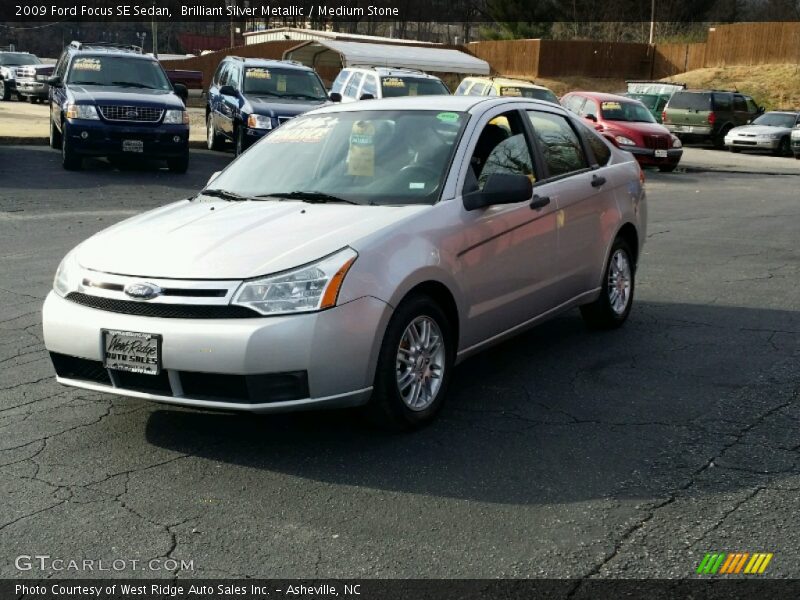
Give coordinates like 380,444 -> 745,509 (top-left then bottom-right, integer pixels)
42,96 -> 646,430
329,66 -> 450,103
206,57 -> 328,155
454,76 -> 558,104
792,124 -> 800,159
47,41 -> 190,172
562,91 -> 682,172
623,81 -> 686,123
0,51 -> 42,100
724,110 -> 800,156
17,63 -> 54,103
164,68 -> 203,97
662,89 -> 763,147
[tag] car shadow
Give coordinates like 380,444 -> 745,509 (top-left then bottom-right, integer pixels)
143,300 -> 800,506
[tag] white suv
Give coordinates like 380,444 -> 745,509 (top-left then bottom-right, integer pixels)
329,66 -> 450,103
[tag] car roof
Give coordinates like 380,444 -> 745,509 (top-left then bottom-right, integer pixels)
346,66 -> 443,80
470,76 -> 552,91
570,92 -> 636,103
229,57 -> 313,71
69,48 -> 155,61
306,95 -> 565,115
763,110 -> 799,115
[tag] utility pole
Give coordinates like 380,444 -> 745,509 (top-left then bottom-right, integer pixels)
151,2 -> 158,57
648,0 -> 655,44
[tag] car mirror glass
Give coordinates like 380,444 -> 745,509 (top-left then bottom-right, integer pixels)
173,82 -> 188,104
329,92 -> 342,102
359,93 -> 374,101
463,173 -> 532,211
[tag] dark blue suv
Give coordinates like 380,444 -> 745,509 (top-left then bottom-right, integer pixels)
206,57 -> 328,155
48,42 -> 190,172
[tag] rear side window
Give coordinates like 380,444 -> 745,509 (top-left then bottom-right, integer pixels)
343,72 -> 363,98
712,93 -> 732,111
527,111 -> 589,178
454,80 -> 471,95
668,92 -> 711,111
469,82 -> 488,96
361,75 -> 377,97
331,70 -> 350,94
576,120 -> 612,166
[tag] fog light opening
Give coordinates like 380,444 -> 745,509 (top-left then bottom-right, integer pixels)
80,131 -> 89,139
173,135 -> 181,143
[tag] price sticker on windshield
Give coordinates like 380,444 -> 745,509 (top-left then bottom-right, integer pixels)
73,58 -> 101,71
347,121 -> 375,177
277,75 -> 287,92
602,101 -> 622,110
382,77 -> 405,88
246,68 -> 270,79
265,116 -> 338,144
500,87 -> 523,97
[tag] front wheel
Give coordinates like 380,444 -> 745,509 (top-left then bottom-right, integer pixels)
772,137 -> 790,157
206,112 -> 224,151
580,238 -> 635,329
367,295 -> 455,430
61,122 -> 82,170
0,80 -> 9,101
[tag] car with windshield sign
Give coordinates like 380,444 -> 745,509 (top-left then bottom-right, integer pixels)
206,57 -> 328,156
329,66 -> 450,103
623,81 -> 686,123
43,96 -> 646,430
562,91 -> 682,172
454,76 -> 559,104
47,42 -> 190,172
724,110 -> 800,156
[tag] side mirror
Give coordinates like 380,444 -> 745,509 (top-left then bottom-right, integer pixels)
328,92 -> 342,103
359,93 -> 374,101
219,84 -> 237,97
207,171 -> 221,186
463,173 -> 532,211
173,82 -> 188,104
45,75 -> 62,87
757,106 -> 765,114
584,114 -> 597,122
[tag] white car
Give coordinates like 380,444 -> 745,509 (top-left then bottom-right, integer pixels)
43,96 -> 646,429
725,111 -> 800,156
329,66 -> 449,103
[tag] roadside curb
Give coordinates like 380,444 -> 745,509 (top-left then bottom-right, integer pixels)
0,137 -> 208,149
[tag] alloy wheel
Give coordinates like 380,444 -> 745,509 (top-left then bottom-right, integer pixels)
395,316 -> 446,411
607,249 -> 632,315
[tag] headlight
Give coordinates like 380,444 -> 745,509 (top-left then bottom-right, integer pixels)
164,109 -> 189,124
671,135 -> 682,148
232,248 -> 357,316
53,250 -> 82,298
247,114 -> 273,130
615,135 -> 636,146
65,103 -> 99,120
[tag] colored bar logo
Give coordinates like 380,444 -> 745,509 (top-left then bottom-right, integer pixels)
696,552 -> 773,574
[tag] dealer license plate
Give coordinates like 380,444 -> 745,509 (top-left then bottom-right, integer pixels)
103,330 -> 161,375
122,139 -> 144,153
655,149 -> 668,158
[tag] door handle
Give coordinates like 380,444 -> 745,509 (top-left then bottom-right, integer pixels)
530,195 -> 551,210
591,175 -> 607,188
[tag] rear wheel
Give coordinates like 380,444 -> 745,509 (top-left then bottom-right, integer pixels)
167,155 -> 189,173
580,238 -> 635,329
60,122 -> 82,170
0,80 -> 9,101
367,294 -> 454,430
206,112 -> 224,151
713,126 -> 732,149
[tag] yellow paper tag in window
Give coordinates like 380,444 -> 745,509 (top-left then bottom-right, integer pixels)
247,68 -> 270,79
409,83 -> 418,96
276,75 -> 287,92
347,121 -> 375,177
602,101 -> 622,110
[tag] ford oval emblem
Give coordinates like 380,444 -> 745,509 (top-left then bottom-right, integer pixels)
126,110 -> 138,118
124,282 -> 162,300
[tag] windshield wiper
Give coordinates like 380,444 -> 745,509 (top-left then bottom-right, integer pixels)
260,191 -> 361,205
288,94 -> 325,101
112,81 -> 157,89
198,188 -> 252,202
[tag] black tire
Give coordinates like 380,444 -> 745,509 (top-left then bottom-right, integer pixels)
0,80 -> 9,101
713,126 -> 732,149
49,115 -> 62,149
658,164 -> 677,172
206,111 -> 224,151
367,294 -> 455,431
772,137 -> 790,157
794,153 -> 800,160
60,122 -> 82,171
167,155 -> 189,174
729,146 -> 741,153
235,124 -> 244,156
580,237 -> 635,330
28,96 -> 37,104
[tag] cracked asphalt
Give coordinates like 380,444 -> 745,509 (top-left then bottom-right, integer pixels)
0,146 -> 798,580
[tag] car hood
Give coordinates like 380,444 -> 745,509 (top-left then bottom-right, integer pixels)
247,97 -> 328,117
68,85 -> 184,109
729,124 -> 792,136
76,198 -> 427,280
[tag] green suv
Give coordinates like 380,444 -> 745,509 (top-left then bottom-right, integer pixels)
663,90 -> 763,147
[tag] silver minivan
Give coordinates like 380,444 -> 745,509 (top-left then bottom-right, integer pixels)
43,96 -> 646,429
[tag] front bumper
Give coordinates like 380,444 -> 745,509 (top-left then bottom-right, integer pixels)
65,118 -> 189,159
16,79 -> 48,98
725,135 -> 781,150
625,146 -> 683,166
42,291 -> 392,413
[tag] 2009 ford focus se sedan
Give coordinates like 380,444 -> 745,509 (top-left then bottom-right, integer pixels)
43,96 -> 647,429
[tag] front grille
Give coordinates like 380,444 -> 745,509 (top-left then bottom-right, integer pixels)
644,135 -> 670,150
17,66 -> 35,78
734,141 -> 757,146
99,105 -> 164,123
181,371 -> 309,403
50,353 -> 111,385
65,292 -> 261,319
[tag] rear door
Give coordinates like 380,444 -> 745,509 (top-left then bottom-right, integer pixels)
219,64 -> 241,138
50,51 -> 69,133
665,91 -> 712,131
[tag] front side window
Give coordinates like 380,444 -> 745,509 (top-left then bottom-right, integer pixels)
527,111 -> 589,178
361,75 -> 378,98
745,97 -> 759,113
599,100 -> 656,123
66,55 -> 172,90
331,70 -> 350,94
563,94 -> 586,114
712,93 -> 732,111
468,82 -> 488,96
343,72 -> 363,98
243,67 -> 326,100
208,110 -> 468,206
454,79 -> 471,95
468,111 -> 536,190
733,96 -> 747,112
576,120 -> 612,166
380,76 -> 449,97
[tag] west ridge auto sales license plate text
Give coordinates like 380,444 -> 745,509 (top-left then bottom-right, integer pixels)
103,330 -> 161,375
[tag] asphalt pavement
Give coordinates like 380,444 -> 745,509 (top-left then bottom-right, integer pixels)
0,146 -> 798,580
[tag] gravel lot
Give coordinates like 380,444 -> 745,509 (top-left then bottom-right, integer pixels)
0,145 -> 798,580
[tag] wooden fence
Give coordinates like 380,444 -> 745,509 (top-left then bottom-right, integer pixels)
705,22 -> 800,67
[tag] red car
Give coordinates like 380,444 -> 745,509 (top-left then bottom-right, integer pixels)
561,92 -> 683,172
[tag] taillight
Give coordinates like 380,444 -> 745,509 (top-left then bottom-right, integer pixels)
661,110 -> 667,123
708,112 -> 716,125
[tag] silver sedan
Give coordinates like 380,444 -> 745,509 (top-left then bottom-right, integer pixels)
725,111 -> 800,155
43,96 -> 647,429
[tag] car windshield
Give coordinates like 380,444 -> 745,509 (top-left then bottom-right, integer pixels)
207,109 -> 468,206
66,55 -> 171,90
243,67 -> 327,100
500,86 -> 558,103
668,92 -> 711,111
380,76 -> 449,97
752,113 -> 798,128
600,100 -> 656,123
0,53 -> 40,66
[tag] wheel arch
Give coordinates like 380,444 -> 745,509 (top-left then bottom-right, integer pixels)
399,280 -> 461,350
